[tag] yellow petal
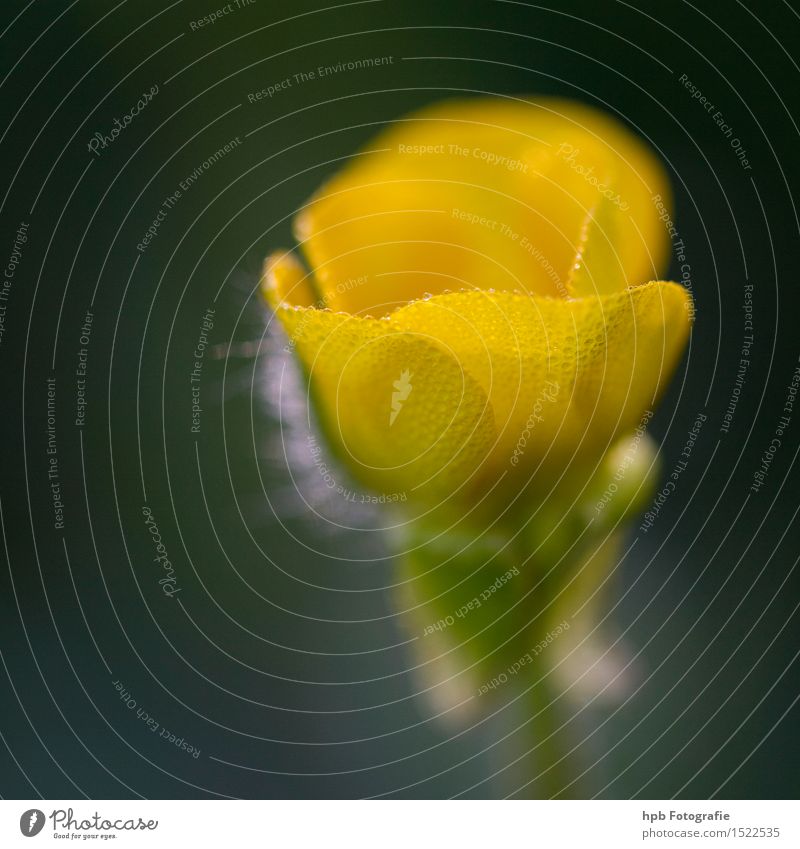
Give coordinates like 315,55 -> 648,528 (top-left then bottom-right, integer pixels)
271,280 -> 692,506
295,97 -> 672,316
566,191 -> 626,297
262,250 -> 319,309
274,304 -> 495,502
393,284 -> 690,485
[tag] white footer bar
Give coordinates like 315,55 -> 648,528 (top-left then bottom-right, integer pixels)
2,800 -> 796,847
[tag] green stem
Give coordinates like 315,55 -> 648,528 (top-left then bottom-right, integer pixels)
520,674 -> 581,799
396,514 -> 614,799
487,655 -> 584,799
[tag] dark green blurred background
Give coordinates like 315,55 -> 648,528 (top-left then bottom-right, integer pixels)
1,0 -> 798,798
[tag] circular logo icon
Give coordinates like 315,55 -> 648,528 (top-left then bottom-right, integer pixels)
19,809 -> 45,837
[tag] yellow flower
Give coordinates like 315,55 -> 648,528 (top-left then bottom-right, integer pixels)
263,97 -> 692,520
